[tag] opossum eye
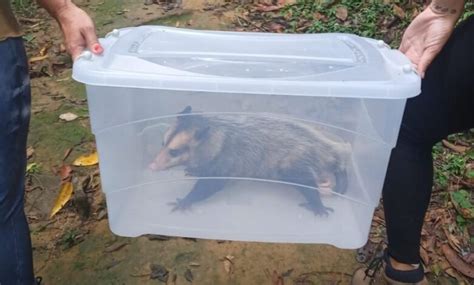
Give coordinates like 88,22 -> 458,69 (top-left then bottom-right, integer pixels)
169,147 -> 188,157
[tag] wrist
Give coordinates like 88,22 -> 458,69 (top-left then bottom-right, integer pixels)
429,0 -> 465,16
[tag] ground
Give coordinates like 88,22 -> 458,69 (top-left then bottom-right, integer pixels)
12,0 -> 473,284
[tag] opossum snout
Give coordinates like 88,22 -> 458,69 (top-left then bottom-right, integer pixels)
149,148 -> 189,171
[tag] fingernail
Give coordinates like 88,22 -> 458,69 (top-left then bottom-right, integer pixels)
92,43 -> 104,54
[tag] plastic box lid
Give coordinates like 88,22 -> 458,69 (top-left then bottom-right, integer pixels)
72,26 -> 420,99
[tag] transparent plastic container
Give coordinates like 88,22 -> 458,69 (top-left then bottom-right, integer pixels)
72,26 -> 420,248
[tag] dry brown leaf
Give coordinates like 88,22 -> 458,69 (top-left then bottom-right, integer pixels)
59,43 -> 67,53
223,259 -> 233,275
29,55 -> 49,63
463,253 -> 474,264
49,182 -> 73,218
166,273 -> 177,285
39,45 -> 49,57
73,151 -> 99,166
313,12 -> 326,21
271,270 -> 284,285
222,255 -> 235,275
63,147 -> 73,161
268,22 -> 285,33
442,139 -> 468,153
392,4 -> 405,19
442,244 -> 474,278
422,236 -> 436,253
443,228 -> 462,253
420,247 -> 430,266
26,146 -> 35,159
335,6 -> 348,21
256,4 -> 282,12
105,241 -> 128,253
444,268 -> 465,283
59,165 -> 72,182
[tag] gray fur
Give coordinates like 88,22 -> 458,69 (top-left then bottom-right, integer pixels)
164,106 -> 351,215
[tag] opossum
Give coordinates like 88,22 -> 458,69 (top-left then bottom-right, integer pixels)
149,106 -> 351,216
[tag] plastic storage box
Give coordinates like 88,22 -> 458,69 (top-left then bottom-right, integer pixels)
72,26 -> 420,248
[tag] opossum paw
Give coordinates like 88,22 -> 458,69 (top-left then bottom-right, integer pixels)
168,198 -> 192,212
299,203 -> 333,217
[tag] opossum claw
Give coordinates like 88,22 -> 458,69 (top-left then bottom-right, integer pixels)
299,202 -> 333,217
168,198 -> 192,212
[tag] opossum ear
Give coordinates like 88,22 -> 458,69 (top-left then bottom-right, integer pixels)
179,106 -> 192,115
194,125 -> 210,141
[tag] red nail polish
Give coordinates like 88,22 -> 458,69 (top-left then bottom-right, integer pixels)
92,43 -> 103,54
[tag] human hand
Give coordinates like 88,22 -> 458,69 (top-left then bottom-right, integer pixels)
399,5 -> 462,77
54,4 -> 103,60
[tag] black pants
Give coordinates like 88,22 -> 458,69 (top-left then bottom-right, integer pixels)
384,15 -> 474,264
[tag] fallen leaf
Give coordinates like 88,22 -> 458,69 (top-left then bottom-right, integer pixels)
392,4 -> 405,19
268,22 -> 285,33
26,146 -> 35,159
166,273 -> 177,285
73,152 -> 99,166
59,43 -> 67,53
441,244 -> 474,278
97,209 -> 107,220
256,4 -> 282,12
463,253 -> 474,264
59,112 -> 78,122
184,268 -> 193,282
443,228 -> 462,253
444,268 -> 465,283
104,241 -> 128,253
59,165 -> 72,181
335,6 -> 348,21
39,45 -> 49,57
223,259 -> 233,275
420,247 -> 430,266
313,12 -> 326,21
49,182 -> 73,218
442,139 -> 468,153
150,264 -> 169,282
29,55 -> 49,63
63,147 -> 73,161
26,162 -> 39,173
271,270 -> 284,285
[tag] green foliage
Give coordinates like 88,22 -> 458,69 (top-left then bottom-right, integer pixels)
26,162 -> 41,175
433,142 -> 470,188
59,229 -> 80,250
11,0 -> 36,17
281,0 -> 412,46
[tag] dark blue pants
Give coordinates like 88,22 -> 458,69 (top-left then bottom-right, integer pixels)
0,37 -> 34,285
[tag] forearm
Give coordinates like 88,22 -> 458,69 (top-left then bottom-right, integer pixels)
36,0 -> 75,19
430,0 -> 465,16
